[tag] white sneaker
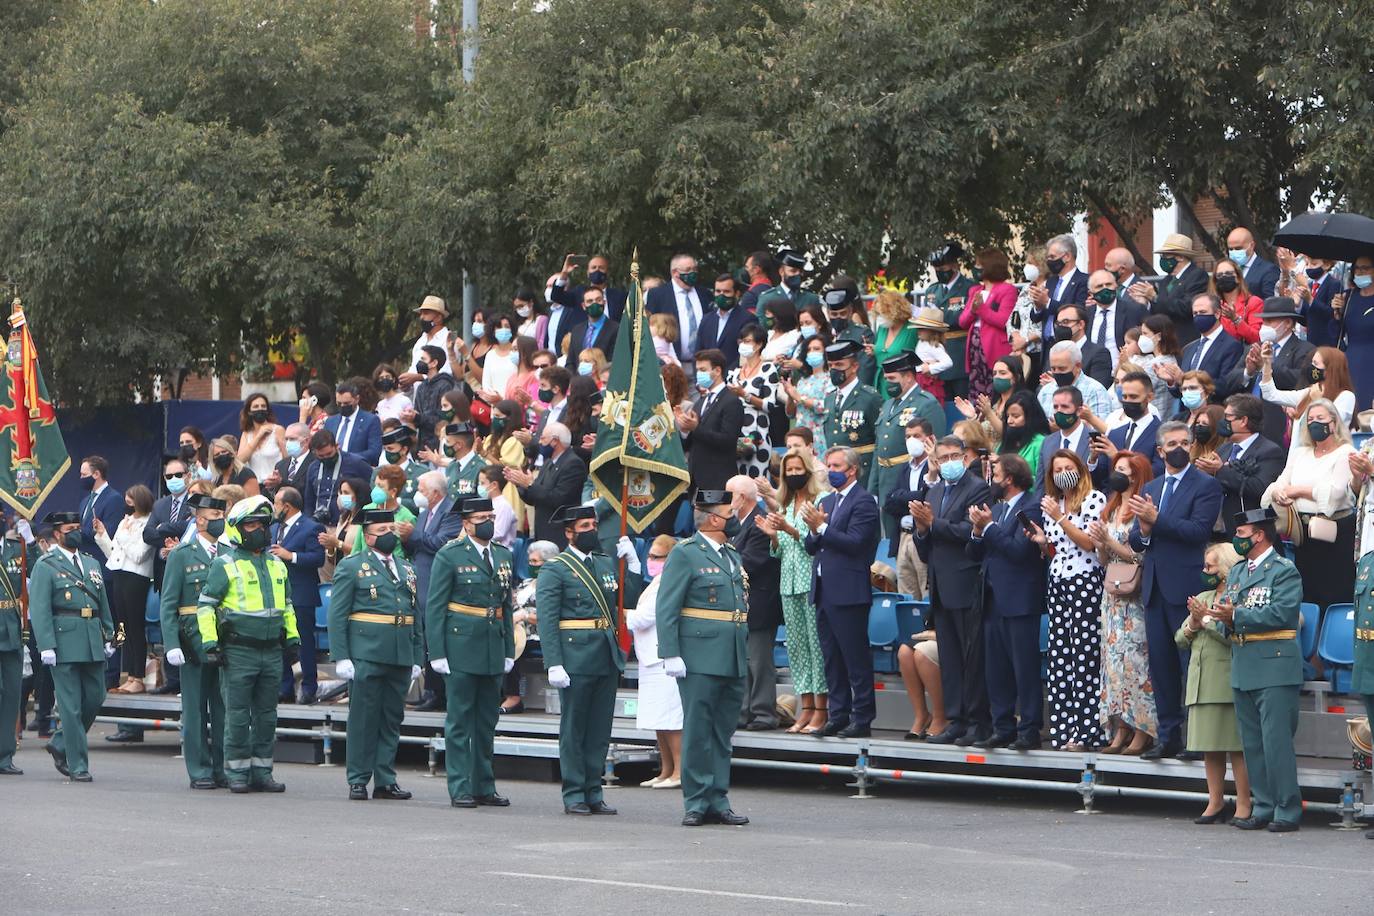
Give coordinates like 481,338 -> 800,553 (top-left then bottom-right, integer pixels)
652,776 -> 681,789
639,776 -> 664,787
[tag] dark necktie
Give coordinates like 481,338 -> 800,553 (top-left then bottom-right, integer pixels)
171,496 -> 184,525
1124,422 -> 1137,450
1095,309 -> 1109,345
1159,476 -> 1178,516
480,547 -> 492,573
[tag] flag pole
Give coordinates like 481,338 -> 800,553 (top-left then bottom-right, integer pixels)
614,251 -> 641,656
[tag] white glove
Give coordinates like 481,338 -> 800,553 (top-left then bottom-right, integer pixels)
15,518 -> 34,543
616,536 -> 641,574
547,664 -> 571,689
166,648 -> 186,667
503,657 -> 515,674
103,642 -> 116,658
40,649 -> 57,666
431,657 -> 451,676
335,659 -> 355,681
664,656 -> 686,679
410,665 -> 422,681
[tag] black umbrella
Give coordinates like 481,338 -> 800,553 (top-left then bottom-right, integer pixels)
1272,211 -> 1374,262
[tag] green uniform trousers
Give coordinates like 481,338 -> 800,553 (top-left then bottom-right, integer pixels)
1234,684 -> 1301,825
557,673 -> 616,805
49,661 -> 104,776
678,671 -> 745,815
443,671 -> 501,799
180,659 -> 225,782
0,649 -> 21,768
221,643 -> 282,785
345,659 -> 409,788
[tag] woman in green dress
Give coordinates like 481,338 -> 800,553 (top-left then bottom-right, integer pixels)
868,289 -> 919,396
760,447 -> 829,734
350,464 -> 416,556
1176,543 -> 1253,824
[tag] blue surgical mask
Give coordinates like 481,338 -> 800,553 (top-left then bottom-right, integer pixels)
495,327 -> 513,344
696,370 -> 714,389
799,325 -> 817,339
1181,390 -> 1204,409
196,466 -> 214,481
339,494 -> 355,512
285,440 -> 303,458
827,470 -> 849,489
805,353 -> 824,369
166,476 -> 187,495
1228,248 -> 1249,267
471,322 -> 486,338
1356,275 -> 1374,290
370,486 -> 387,506
579,361 -> 595,376
939,459 -> 966,483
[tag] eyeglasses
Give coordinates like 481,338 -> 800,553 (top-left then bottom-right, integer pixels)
647,554 -> 669,562
164,471 -> 188,480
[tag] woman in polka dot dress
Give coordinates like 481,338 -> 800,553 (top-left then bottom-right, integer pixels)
725,323 -> 780,479
1038,449 -> 1108,750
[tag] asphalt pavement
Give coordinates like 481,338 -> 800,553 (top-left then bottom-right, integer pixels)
2,724 -> 1369,915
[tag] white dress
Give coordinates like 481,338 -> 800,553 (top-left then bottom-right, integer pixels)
627,577 -> 683,731
376,392 -> 413,423
245,430 -> 283,482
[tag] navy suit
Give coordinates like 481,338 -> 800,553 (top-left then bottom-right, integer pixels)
646,282 -> 713,361
543,302 -> 587,357
143,492 -> 193,585
1177,330 -> 1245,394
403,495 -> 462,700
1243,256 -> 1280,299
1214,436 -> 1286,538
1304,273 -> 1343,348
696,307 -> 754,369
1033,268 -> 1089,344
550,282 -> 629,323
1087,298 -> 1148,358
882,460 -> 932,559
967,492 -> 1046,741
1128,466 -> 1223,745
272,513 -> 326,696
804,483 -> 882,729
560,318 -> 619,370
1089,416 -> 1164,488
914,470 -> 993,735
301,452 -> 374,525
324,409 -> 383,466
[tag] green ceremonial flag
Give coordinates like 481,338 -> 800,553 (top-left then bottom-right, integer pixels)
588,253 -> 690,533
0,296 -> 70,519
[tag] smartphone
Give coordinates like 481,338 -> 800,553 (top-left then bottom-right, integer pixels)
1089,430 -> 1105,442
569,254 -> 587,266
1015,510 -> 1036,533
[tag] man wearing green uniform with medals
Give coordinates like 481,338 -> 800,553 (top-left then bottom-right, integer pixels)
376,424 -> 426,514
655,489 -> 751,827
822,339 -> 883,483
866,351 -> 946,539
535,505 -> 641,815
756,249 -> 821,316
821,287 -> 876,387
160,492 -> 228,788
427,496 -> 515,808
443,422 -> 487,502
0,516 -> 31,776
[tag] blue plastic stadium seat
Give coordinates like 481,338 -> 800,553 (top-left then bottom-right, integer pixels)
773,624 -> 789,669
868,593 -> 901,673
317,584 -> 332,653
1353,431 -> 1373,451
1318,602 -> 1355,693
512,536 -> 530,581
1299,602 -> 1320,680
144,589 -> 162,646
895,600 -> 926,641
874,538 -> 890,564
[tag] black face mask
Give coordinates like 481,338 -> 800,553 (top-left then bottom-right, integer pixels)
1051,371 -> 1076,388
471,520 -> 495,542
1106,471 -> 1131,493
240,526 -> 270,552
934,268 -> 956,285
538,388 -> 555,403
213,453 -> 234,470
415,360 -> 429,375
250,409 -> 270,424
573,529 -> 600,553
1214,274 -> 1239,293
1310,366 -> 1326,384
179,444 -> 198,461
783,472 -> 809,491
337,404 -> 357,417
1216,418 -> 1234,439
372,532 -> 399,554
1190,423 -> 1212,443
1164,446 -> 1190,470
723,516 -> 742,538
829,368 -> 848,387
987,482 -> 1006,503
205,519 -> 226,539
886,382 -> 902,398
1307,420 -> 1332,443
123,503 -> 135,516
62,529 -> 83,549
420,319 -> 435,333
587,270 -> 608,286
1046,256 -> 1065,276
829,316 -> 849,334
375,378 -> 396,393
1053,325 -> 1075,343
1121,400 -> 1147,421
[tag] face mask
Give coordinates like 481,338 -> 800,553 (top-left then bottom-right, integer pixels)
372,532 -> 399,554
250,409 -> 271,424
414,492 -> 430,512
646,559 -> 666,579
1114,384 -> 1124,402
1136,334 -> 1156,355
367,487 -> 386,506
1092,288 -> 1116,306
1214,418 -> 1233,439
799,324 -> 816,339
491,417 -> 507,433
179,444 -> 198,461
1228,248 -> 1249,267
827,470 -> 849,489
538,387 -> 555,403
1051,371 -> 1076,388
79,475 -> 95,491
62,529 -> 83,549
1180,390 -> 1204,409
442,444 -> 456,459
1307,420 -> 1332,443
240,526 -> 270,552
1052,469 -> 1079,490
420,319 -> 435,333
1053,411 -> 1077,430
1022,264 -> 1040,283
679,271 -> 698,287
1190,423 -> 1212,442
988,482 -> 1006,503
738,344 -> 756,360
906,437 -> 927,459
696,371 -> 713,389
1356,274 -> 1374,290
166,476 -> 187,495
713,294 -> 735,311
494,327 -> 513,344
123,503 -> 134,516
213,453 -> 234,470
588,270 -> 608,286
415,360 -> 429,375
940,460 -> 967,483
1201,571 -> 1221,589
339,494 -> 355,512
206,519 -> 226,539
471,520 -> 495,542
1107,471 -> 1131,493
1258,324 -> 1278,343
1214,274 -> 1238,294
1193,314 -> 1217,334
1305,266 -> 1324,280
1121,400 -> 1147,420
196,466 -> 215,481
585,303 -> 605,320
1046,256 -> 1065,276
886,381 -> 902,398
471,322 -> 486,338
337,404 -> 357,417
784,472 -> 810,491
935,268 -> 956,284
574,529 -> 600,553
829,316 -> 849,334
1159,256 -> 1179,274
829,368 -> 847,387
1232,534 -> 1254,557
1310,366 -> 1326,384
578,362 -> 595,377
538,443 -> 555,460
516,305 -> 532,319
375,378 -> 396,393
805,353 -> 824,369
992,377 -> 1012,394
784,275 -> 803,291
384,450 -> 403,465
971,267 -> 984,283
723,516 -> 742,537
440,408 -> 455,421
1053,325 -> 1075,343
1164,446 -> 1190,470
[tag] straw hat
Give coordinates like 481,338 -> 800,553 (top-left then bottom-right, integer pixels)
1154,233 -> 1195,256
413,294 -> 449,317
911,306 -> 947,330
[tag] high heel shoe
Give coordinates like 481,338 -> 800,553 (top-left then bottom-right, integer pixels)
1123,735 -> 1154,756
1194,802 -> 1233,825
1100,732 -> 1129,755
787,704 -> 815,734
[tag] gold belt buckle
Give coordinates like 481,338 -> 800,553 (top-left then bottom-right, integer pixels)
732,610 -> 746,624
80,607 -> 93,619
596,618 -> 609,630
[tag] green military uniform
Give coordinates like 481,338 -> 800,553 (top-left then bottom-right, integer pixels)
654,531 -> 749,818
756,286 -> 820,318
446,453 -> 487,502
834,323 -> 876,391
535,542 -> 640,808
426,534 -> 514,801
160,535 -> 225,784
866,381 -> 947,539
0,536 -> 30,772
1221,546 -> 1304,828
1351,550 -> 1374,753
822,380 -> 883,481
375,457 -> 426,516
329,548 -> 422,791
29,545 -> 114,779
197,530 -> 300,790
924,273 -> 976,395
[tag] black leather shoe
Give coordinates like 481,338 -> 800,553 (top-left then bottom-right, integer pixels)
837,723 -> 871,739
745,720 -> 776,731
413,695 -> 445,713
45,743 -> 69,777
214,775 -> 230,788
228,782 -> 253,794
190,778 -> 218,790
70,771 -> 93,783
0,764 -> 23,776
681,810 -> 706,827
1267,821 -> 1299,833
252,778 -> 286,793
349,784 -> 369,800
564,802 -> 592,815
1193,804 -> 1232,825
104,730 -> 143,744
1141,738 -> 1182,761
926,727 -> 966,745
976,732 -> 1017,749
1232,816 -> 1271,831
25,718 -> 40,732
815,719 -> 849,738
1009,735 -> 1043,751
148,684 -> 179,696
299,690 -> 318,706
903,731 -> 928,741
499,701 -> 525,715
278,692 -> 296,704
1365,826 -> 1374,840
451,795 -> 478,808
955,729 -> 989,747
476,793 -> 510,807
587,801 -> 617,815
373,784 -> 412,800
708,809 -> 750,826
1176,749 -> 1203,762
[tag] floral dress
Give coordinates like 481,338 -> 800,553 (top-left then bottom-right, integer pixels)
728,361 -> 780,478
1098,518 -> 1156,738
793,369 -> 835,453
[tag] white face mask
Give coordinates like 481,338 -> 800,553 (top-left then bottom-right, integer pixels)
516,306 -> 531,318
414,492 -> 430,511
1259,325 -> 1279,344
906,437 -> 927,459
738,344 -> 756,360
1023,264 -> 1041,283
1137,334 -> 1156,354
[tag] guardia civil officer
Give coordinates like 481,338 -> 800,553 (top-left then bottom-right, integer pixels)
655,490 -> 751,827
0,514 -> 31,776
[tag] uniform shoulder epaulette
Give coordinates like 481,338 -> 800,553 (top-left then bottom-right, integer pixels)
1273,555 -> 1296,569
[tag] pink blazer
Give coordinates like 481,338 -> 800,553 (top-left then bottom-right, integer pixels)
957,281 -> 1016,371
